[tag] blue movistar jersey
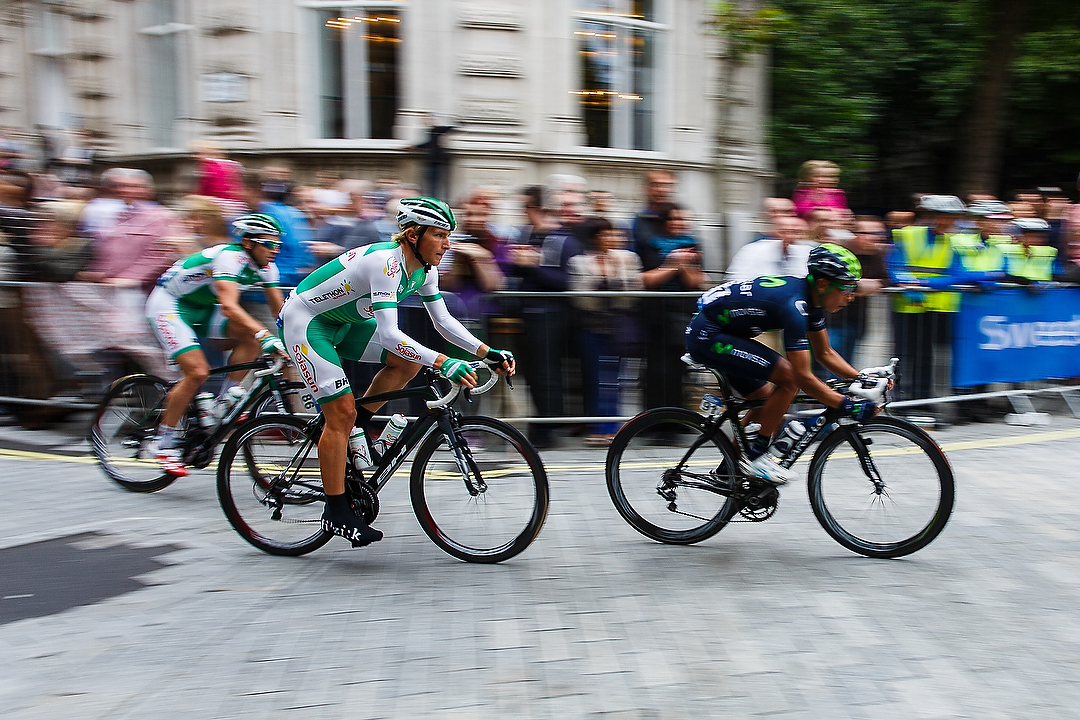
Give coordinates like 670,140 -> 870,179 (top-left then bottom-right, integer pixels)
695,275 -> 826,352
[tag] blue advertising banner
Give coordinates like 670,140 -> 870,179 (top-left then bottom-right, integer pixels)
953,287 -> 1080,387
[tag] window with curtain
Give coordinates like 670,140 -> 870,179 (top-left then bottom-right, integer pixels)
574,0 -> 660,151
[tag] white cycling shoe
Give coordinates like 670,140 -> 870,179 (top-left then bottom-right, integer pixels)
740,453 -> 794,485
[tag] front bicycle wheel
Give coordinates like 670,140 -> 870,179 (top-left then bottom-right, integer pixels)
217,414 -> 331,556
411,416 -> 548,563
606,408 -> 741,544
808,416 -> 954,558
90,374 -> 175,493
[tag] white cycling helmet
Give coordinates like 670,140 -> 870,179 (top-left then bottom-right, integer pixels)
396,197 -> 456,232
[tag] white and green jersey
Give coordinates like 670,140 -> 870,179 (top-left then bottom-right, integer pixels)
282,242 -> 484,402
157,243 -> 279,306
291,241 -> 436,323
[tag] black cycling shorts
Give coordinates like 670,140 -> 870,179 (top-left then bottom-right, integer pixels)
685,314 -> 781,396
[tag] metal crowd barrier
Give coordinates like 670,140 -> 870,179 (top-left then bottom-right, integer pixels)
2,279 -> 1079,429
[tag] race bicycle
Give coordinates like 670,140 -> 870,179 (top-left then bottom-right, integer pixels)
605,356 -> 954,558
91,355 -> 303,493
216,362 -> 549,563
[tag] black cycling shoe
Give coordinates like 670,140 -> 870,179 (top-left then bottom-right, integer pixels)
321,506 -> 383,547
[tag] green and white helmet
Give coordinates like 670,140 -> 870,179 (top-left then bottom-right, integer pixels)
397,197 -> 456,232
232,213 -> 283,240
807,243 -> 862,286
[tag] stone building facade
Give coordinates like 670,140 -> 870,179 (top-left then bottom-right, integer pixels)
0,0 -> 772,267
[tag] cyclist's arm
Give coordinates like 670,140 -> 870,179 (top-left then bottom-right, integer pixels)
214,279 -> 269,337
787,346 -> 847,409
371,304 -> 444,367
422,295 -> 484,357
263,286 -> 284,318
807,328 -> 858,381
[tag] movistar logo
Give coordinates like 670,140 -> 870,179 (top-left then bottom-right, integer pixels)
713,342 -> 733,355
716,310 -> 730,325
760,276 -> 787,288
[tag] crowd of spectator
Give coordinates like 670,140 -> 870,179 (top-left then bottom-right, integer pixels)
2,131 -> 1080,436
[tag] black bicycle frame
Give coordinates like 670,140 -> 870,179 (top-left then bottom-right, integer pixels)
277,370 -> 472,495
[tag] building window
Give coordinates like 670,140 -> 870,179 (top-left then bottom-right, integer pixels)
574,1 -> 661,151
316,7 -> 402,139
138,0 -> 191,149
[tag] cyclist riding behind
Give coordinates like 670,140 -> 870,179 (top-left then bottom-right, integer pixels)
146,213 -> 288,476
685,243 -> 879,486
279,197 -> 515,547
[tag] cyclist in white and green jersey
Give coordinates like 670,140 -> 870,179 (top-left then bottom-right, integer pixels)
279,197 -> 515,547
145,213 -> 288,476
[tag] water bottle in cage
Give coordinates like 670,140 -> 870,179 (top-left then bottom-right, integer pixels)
770,420 -> 806,459
195,392 -> 217,430
373,414 -> 408,457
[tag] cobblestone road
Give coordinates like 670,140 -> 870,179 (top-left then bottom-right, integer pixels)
3,419 -> 1080,719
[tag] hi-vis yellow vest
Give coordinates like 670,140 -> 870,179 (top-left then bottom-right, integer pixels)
1000,243 -> 1057,281
892,225 -> 960,313
951,233 -> 1003,273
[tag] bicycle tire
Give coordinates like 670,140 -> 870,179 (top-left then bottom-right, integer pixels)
606,407 -> 741,545
90,374 -> 176,493
410,416 -> 548,563
808,416 -> 955,559
217,413 -> 331,556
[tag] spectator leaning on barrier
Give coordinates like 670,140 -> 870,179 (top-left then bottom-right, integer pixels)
999,218 -> 1060,283
569,217 -> 645,445
82,169 -> 189,291
26,200 -> 93,283
957,200 -> 1012,274
888,194 -> 969,403
507,178 -> 585,448
637,201 -> 704,411
726,214 -> 814,283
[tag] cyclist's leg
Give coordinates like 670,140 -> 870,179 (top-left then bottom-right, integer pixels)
686,316 -> 791,438
281,308 -> 381,544
212,306 -> 260,382
146,289 -> 211,429
339,324 -> 422,414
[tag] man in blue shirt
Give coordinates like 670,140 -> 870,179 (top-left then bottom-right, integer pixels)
246,168 -> 315,288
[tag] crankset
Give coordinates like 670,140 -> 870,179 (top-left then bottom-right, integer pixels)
736,486 -> 779,522
347,480 -> 380,524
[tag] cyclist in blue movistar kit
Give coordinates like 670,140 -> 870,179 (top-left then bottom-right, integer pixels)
686,243 -> 879,485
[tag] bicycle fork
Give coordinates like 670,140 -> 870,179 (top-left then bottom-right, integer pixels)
840,425 -> 886,494
437,414 -> 486,496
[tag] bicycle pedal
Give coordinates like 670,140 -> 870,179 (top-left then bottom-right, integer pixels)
271,507 -> 282,521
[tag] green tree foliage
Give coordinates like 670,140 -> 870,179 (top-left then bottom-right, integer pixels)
754,0 -> 1080,205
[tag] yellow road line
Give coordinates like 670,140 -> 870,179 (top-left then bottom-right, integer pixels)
3,425 -> 1080,471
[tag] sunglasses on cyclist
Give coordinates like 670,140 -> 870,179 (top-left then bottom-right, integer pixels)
831,281 -> 857,295
251,236 -> 282,251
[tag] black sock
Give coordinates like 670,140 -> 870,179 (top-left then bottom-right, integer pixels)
325,492 -> 349,515
354,406 -> 375,431
746,434 -> 771,461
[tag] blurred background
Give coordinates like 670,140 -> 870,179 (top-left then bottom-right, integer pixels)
1,0 -> 1079,441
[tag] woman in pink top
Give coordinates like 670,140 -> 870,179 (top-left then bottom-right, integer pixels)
792,160 -> 849,219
